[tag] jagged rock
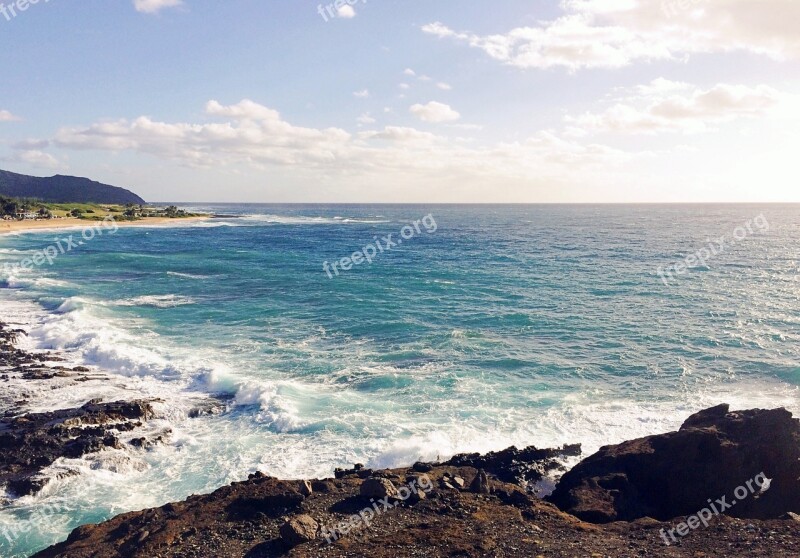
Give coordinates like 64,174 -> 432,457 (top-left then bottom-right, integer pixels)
407,487 -> 427,504
279,514 -> 318,547
471,469 -> 492,494
335,464 -> 373,479
7,476 -> 50,497
549,405 -> 800,523
447,444 -> 581,485
299,480 -> 313,496
0,400 -> 155,497
360,477 -> 400,500
27,416 -> 800,558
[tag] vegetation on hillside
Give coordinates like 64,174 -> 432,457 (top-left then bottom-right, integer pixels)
0,196 -> 199,221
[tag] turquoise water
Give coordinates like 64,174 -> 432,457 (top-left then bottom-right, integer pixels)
1,204 -> 798,556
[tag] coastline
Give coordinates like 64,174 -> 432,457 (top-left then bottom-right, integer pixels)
1,281 -> 799,557
1,205 -> 799,558
29,405 -> 800,558
0,215 -> 210,236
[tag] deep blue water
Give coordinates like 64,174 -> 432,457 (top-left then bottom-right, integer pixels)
0,204 -> 798,556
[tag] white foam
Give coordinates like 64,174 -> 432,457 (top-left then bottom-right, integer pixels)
113,295 -> 197,308
166,271 -> 213,280
237,214 -> 390,225
5,277 -> 73,289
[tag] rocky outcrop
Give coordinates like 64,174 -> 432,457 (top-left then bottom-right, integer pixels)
445,443 -> 582,488
0,399 -> 155,496
32,444 -> 800,558
470,469 -> 492,494
0,321 -> 158,497
549,404 -> 800,523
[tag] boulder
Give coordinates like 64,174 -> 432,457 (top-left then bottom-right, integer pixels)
299,480 -> 313,496
470,470 -> 492,494
549,405 -> 800,523
279,514 -> 318,547
360,477 -> 400,500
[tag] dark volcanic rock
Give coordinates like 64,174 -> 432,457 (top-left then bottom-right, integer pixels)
0,400 -> 154,496
31,438 -> 800,558
0,320 -> 161,497
549,404 -> 800,523
446,443 -> 582,486
470,469 -> 492,494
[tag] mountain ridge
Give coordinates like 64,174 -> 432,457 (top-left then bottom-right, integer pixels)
0,169 -> 146,205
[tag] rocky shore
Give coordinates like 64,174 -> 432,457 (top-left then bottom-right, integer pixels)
3,321 -> 799,557
0,321 -> 160,499
29,404 -> 800,558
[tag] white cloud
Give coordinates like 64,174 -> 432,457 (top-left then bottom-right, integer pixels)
12,150 -> 63,170
437,82 -> 452,90
53,99 -> 352,167
206,99 -> 280,121
631,78 -> 693,97
409,101 -> 461,123
353,89 -> 370,98
133,0 -> 183,14
0,110 -> 20,122
359,126 -> 440,143
337,4 -> 356,18
403,68 -> 416,76
421,22 -> 456,39
399,83 -> 410,90
568,81 -> 783,133
422,17 -> 671,71
37,100 -> 632,201
422,1 -> 800,71
356,113 -> 376,125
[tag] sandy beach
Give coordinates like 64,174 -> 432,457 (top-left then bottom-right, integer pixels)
0,215 -> 209,236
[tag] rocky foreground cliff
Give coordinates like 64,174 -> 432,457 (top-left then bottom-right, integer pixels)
31,404 -> 800,558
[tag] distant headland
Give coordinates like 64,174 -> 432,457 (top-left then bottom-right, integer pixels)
0,169 -> 146,205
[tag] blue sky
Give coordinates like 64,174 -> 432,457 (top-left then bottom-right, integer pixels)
1,0 -> 799,202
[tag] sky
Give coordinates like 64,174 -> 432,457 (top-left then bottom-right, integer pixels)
1,0 -> 799,203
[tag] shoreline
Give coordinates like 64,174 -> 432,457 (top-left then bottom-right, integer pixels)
1,207 -> 798,556
29,405 -> 800,558
1,302 -> 799,557
0,215 -> 210,236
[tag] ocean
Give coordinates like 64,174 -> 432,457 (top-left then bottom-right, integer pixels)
1,204 -> 798,557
